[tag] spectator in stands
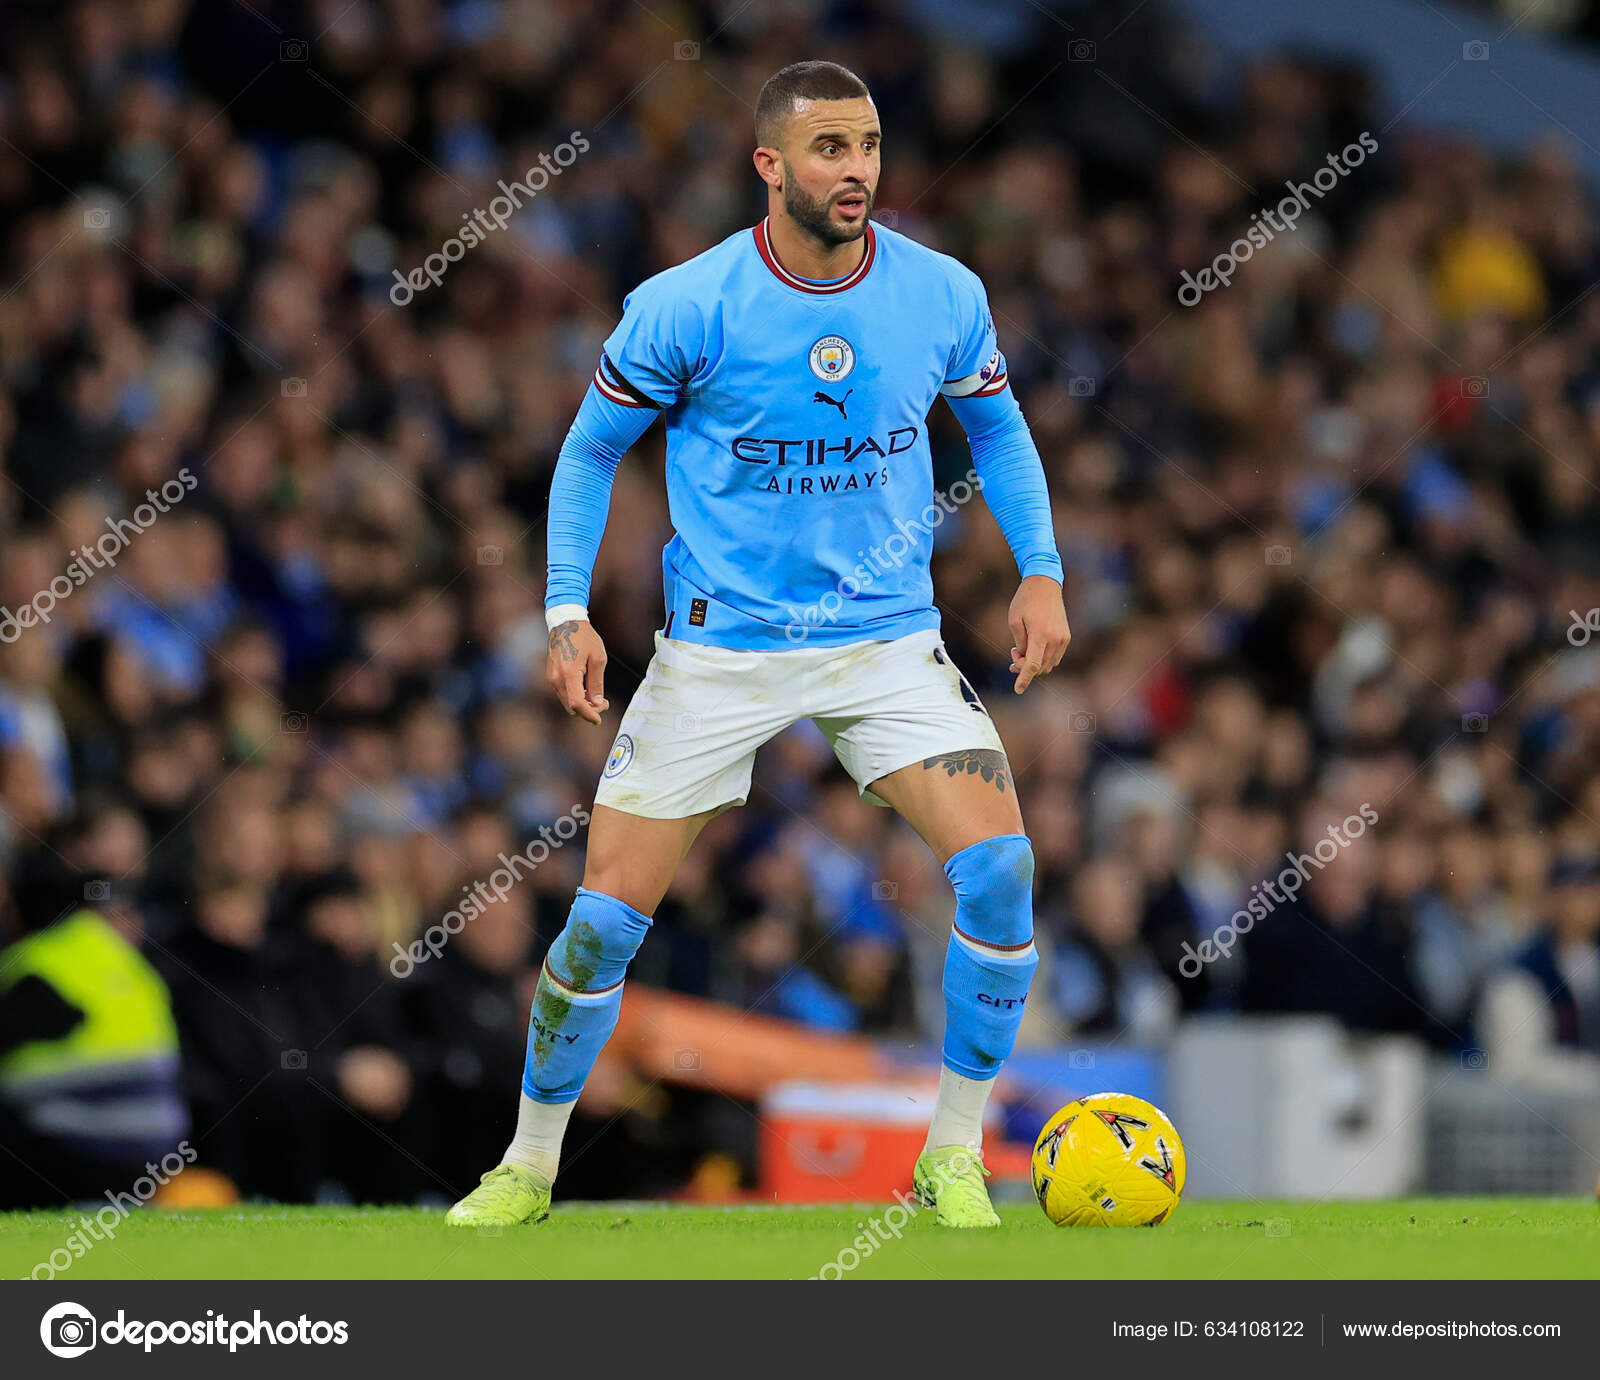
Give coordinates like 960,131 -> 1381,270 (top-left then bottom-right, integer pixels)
1240,811 -> 1439,1039
0,850 -> 187,1209
282,867 -> 423,1202
1479,854 -> 1600,1092
1049,857 -> 1178,1043
405,888 -> 536,1197
155,877 -> 316,1202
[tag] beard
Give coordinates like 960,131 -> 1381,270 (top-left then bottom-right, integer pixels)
783,179 -> 874,246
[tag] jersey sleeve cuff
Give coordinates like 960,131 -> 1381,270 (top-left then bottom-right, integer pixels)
545,603 -> 590,630
1019,555 -> 1065,582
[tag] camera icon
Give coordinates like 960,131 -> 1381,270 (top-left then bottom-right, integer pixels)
281,39 -> 310,61
876,210 -> 899,228
477,545 -> 503,566
1462,40 -> 1489,60
1069,40 -> 1097,62
83,207 -> 110,230
83,880 -> 111,902
871,881 -> 899,901
1264,1218 -> 1291,1238
1069,1049 -> 1096,1070
675,712 -> 701,734
1460,1048 -> 1488,1070
54,1315 -> 95,1347
281,711 -> 309,733
1265,545 -> 1293,566
675,41 -> 700,60
1067,376 -> 1095,398
281,377 -> 307,398
1460,376 -> 1489,398
1069,711 -> 1096,733
674,1048 -> 701,1071
476,1224 -> 504,1238
1462,712 -> 1489,733
281,1049 -> 308,1070
42,1304 -> 97,1357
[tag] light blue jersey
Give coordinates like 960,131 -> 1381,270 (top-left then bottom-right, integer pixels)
547,217 -> 1062,650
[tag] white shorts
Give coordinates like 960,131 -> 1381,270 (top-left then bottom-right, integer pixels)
594,628 -> 1005,819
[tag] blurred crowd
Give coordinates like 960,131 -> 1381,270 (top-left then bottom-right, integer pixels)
3,0 -> 1600,1205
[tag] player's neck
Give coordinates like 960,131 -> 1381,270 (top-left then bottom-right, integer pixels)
765,211 -> 866,282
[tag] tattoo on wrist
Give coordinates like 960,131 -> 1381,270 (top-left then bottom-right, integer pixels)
551,621 -> 581,661
922,749 -> 1012,794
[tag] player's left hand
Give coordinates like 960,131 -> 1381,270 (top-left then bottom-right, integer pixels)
1008,575 -> 1071,694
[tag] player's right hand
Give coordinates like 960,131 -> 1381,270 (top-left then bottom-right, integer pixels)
547,618 -> 610,723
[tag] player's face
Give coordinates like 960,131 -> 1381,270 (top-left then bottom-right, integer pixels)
778,98 -> 880,245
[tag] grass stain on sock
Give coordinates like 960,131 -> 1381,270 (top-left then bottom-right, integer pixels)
531,921 -> 602,1065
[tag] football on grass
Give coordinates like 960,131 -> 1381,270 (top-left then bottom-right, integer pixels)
1031,1092 -> 1186,1227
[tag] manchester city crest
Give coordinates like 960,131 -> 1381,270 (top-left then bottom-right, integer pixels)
604,734 -> 634,778
808,335 -> 855,383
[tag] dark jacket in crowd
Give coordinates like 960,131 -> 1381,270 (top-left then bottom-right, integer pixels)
1241,896 -> 1434,1038
153,926 -> 318,1202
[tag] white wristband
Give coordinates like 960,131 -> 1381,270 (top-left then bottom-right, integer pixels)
545,603 -> 590,630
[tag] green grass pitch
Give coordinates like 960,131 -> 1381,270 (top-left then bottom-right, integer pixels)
3,1199 -> 1597,1279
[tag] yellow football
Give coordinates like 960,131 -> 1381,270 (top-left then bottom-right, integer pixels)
1030,1092 -> 1186,1227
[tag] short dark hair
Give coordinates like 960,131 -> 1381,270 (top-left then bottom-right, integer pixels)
755,61 -> 872,146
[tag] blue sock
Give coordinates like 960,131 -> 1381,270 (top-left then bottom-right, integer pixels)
940,834 -> 1039,1079
523,887 -> 652,1103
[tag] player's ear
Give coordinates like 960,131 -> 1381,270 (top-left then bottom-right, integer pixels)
753,145 -> 782,191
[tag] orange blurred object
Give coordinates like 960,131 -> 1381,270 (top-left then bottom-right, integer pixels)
759,1082 -> 1029,1203
680,1152 -> 745,1202
608,985 -> 887,1098
150,1167 -> 241,1209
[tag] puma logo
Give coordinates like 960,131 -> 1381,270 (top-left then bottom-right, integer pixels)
812,388 -> 852,419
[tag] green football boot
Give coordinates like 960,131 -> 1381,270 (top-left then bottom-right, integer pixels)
913,1145 -> 1001,1228
446,1163 -> 552,1228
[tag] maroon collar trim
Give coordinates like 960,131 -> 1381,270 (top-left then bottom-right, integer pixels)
753,217 -> 876,294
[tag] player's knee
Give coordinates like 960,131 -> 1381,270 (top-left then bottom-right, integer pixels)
546,887 -> 652,989
578,858 -> 667,918
944,833 -> 1035,948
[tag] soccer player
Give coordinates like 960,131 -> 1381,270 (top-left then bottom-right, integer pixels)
449,60 -> 1069,1229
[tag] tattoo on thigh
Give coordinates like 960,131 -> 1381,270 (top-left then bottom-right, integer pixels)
922,749 -> 1011,794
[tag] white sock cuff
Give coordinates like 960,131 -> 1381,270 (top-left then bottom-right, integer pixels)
951,924 -> 1037,963
541,960 -> 625,1004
